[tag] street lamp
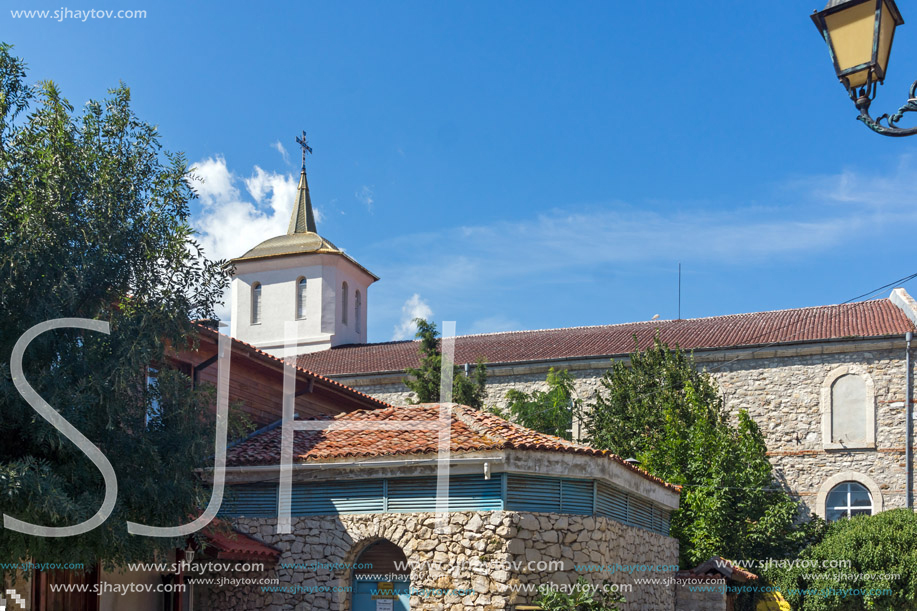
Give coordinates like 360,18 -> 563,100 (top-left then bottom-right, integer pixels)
811,0 -> 917,136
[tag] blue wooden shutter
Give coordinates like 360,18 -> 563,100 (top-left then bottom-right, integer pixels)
387,475 -> 503,512
506,475 -> 561,513
560,479 -> 594,515
595,481 -> 628,524
629,497 -> 654,530
448,475 -> 504,511
220,484 -> 278,518
292,480 -> 384,515
653,507 -> 671,535
387,477 -> 438,512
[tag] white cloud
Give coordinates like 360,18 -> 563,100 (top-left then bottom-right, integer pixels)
371,204 -> 854,300
788,154 -> 917,213
192,157 -> 298,263
356,185 -> 375,209
392,294 -> 433,340
272,140 -> 290,165
191,155 -> 323,320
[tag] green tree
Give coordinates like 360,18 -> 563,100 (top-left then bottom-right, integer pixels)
0,44 -> 228,568
403,318 -> 487,409
494,367 -> 581,440
585,336 -> 817,568
768,509 -> 917,611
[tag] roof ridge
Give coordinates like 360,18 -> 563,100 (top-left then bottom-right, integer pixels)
324,298 -> 892,349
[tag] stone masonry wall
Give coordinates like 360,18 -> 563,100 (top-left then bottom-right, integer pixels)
196,511 -> 677,611
339,341 -> 914,516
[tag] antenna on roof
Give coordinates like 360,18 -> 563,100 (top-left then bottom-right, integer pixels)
678,263 -> 682,320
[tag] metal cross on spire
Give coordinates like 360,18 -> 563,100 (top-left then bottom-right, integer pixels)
295,130 -> 312,169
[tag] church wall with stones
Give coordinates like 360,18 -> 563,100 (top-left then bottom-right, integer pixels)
333,337 -> 914,518
195,511 -> 677,611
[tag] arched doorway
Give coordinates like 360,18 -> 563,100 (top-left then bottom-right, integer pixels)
351,540 -> 411,610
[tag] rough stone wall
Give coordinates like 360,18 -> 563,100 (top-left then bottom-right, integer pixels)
340,342 -> 913,517
714,348 -> 908,514
196,511 -> 678,611
673,577 -> 726,611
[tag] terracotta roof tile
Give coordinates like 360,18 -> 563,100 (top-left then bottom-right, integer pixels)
201,519 -> 281,562
296,299 -> 914,376
225,404 -> 680,493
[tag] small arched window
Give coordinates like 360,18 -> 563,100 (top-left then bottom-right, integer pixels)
341,282 -> 349,325
251,283 -> 262,324
296,277 -> 307,319
826,482 -> 873,521
355,290 -> 362,334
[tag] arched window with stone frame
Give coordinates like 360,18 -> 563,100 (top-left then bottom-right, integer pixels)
815,472 -> 883,521
820,366 -> 876,450
825,481 -> 873,521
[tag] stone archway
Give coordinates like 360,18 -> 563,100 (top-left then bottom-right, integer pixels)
350,539 -> 411,611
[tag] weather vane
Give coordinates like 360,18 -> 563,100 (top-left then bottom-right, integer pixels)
295,130 -> 312,168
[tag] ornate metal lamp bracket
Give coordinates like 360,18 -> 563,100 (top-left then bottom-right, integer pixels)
854,78 -> 917,137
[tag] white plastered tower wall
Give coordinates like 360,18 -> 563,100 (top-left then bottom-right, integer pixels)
230,253 -> 374,357
228,146 -> 377,357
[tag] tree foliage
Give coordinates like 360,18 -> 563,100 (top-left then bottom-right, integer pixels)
0,44 -> 228,568
767,509 -> 917,611
403,319 -> 487,409
494,367 -> 581,440
585,336 -> 818,568
535,577 -> 625,611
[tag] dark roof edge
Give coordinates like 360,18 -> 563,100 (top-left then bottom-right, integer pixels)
324,333 -> 913,379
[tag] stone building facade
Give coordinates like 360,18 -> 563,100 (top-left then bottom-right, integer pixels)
295,290 -> 917,521
197,510 -> 677,611
203,405 -> 681,610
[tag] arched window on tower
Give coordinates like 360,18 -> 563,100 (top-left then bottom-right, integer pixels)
341,282 -> 349,325
355,290 -> 362,334
296,277 -> 307,319
251,283 -> 262,324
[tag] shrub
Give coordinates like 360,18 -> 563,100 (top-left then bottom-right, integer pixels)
535,577 -> 625,611
767,509 -> 917,610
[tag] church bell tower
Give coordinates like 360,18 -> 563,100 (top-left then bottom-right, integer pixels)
229,131 -> 378,357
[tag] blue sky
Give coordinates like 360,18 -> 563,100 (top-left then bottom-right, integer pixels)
7,0 -> 917,342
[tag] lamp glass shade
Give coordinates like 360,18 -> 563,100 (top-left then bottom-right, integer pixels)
824,1 -> 880,87
877,0 -> 898,77
813,0 -> 903,90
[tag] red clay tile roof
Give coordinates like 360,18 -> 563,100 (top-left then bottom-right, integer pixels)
296,299 -> 914,376
225,404 -> 680,493
201,519 -> 281,562
193,324 -> 394,410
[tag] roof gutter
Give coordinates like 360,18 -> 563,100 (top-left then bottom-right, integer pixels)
205,454 -> 506,477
